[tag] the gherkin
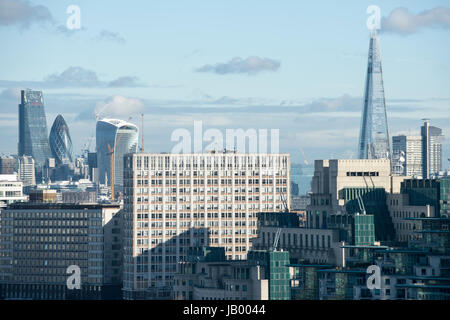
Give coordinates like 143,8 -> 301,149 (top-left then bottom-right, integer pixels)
49,114 -> 73,165
358,30 -> 391,160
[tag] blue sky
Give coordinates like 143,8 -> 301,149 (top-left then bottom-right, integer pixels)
0,0 -> 449,165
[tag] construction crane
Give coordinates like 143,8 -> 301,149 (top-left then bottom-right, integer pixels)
140,113 -> 145,153
299,147 -> 309,166
272,228 -> 282,251
107,116 -> 132,201
357,195 -> 366,215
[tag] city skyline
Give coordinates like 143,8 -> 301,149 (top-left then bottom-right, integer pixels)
0,1 -> 449,165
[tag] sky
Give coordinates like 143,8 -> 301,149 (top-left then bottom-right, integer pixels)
0,0 -> 449,166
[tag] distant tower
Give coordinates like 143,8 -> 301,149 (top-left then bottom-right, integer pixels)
96,119 -> 138,190
358,31 -> 391,161
421,119 -> 444,178
18,155 -> 36,186
49,115 -> 73,166
18,89 -> 51,174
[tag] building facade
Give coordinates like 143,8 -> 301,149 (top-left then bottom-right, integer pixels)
0,203 -> 122,300
122,152 -> 290,299
0,156 -> 16,175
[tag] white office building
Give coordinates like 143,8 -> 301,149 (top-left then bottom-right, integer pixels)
392,135 -> 423,177
0,174 -> 27,208
18,155 -> 35,186
122,152 -> 290,299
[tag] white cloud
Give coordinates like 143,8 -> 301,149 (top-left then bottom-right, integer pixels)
95,96 -> 145,118
196,56 -> 281,75
381,7 -> 450,35
94,29 -> 126,44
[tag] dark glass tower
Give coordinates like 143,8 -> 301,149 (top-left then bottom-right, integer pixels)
49,114 -> 73,165
358,31 -> 391,160
18,89 -> 51,173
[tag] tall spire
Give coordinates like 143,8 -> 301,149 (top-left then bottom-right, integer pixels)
358,30 -> 391,160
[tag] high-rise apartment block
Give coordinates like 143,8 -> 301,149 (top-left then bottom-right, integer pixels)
392,135 -> 422,177
392,120 -> 444,178
122,152 -> 290,299
421,120 -> 444,178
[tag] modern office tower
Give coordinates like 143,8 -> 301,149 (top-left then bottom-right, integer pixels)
0,203 -> 122,300
49,115 -> 73,166
358,31 -> 391,161
122,152 -> 290,299
87,152 -> 98,183
0,156 -> 16,174
17,155 -> 36,186
18,89 -> 51,173
306,159 -> 407,243
421,120 -> 444,178
96,119 -> 138,191
392,135 -> 422,177
0,174 -> 26,208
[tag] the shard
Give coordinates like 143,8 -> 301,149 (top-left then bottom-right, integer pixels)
358,31 -> 391,160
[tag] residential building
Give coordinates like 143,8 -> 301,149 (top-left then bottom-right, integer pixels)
421,120 -> 444,178
392,135 -> 422,177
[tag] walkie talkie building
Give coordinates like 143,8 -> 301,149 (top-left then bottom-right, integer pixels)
18,89 -> 51,173
358,31 -> 391,161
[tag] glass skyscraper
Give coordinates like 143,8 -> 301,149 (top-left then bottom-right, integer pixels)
358,31 -> 391,160
18,89 -> 51,173
49,115 -> 73,166
96,118 -> 138,189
